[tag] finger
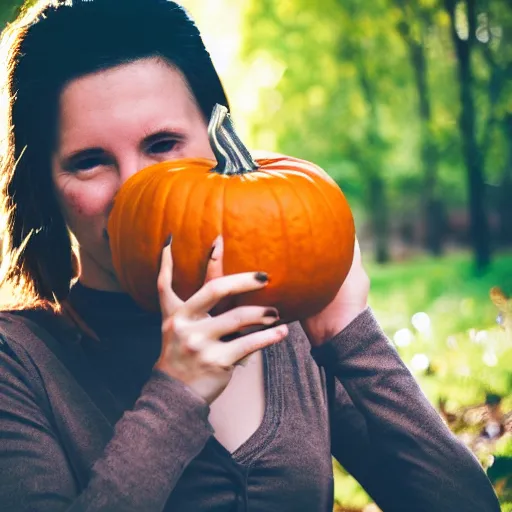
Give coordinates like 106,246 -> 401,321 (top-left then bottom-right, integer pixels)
183,271 -> 270,317
157,237 -> 183,317
204,235 -> 223,284
222,323 -> 289,366
200,305 -> 280,339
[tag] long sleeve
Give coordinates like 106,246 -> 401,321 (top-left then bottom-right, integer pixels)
310,308 -> 501,512
0,340 -> 214,512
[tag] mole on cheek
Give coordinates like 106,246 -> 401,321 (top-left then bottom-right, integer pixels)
66,191 -> 85,216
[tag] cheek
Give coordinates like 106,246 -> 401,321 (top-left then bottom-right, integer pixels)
58,180 -> 115,225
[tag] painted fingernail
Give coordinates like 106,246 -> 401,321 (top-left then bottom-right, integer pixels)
264,308 -> 279,318
209,235 -> 222,260
163,234 -> 173,248
277,325 -> 288,336
254,272 -> 269,283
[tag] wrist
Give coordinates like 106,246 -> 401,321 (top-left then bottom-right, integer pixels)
302,304 -> 367,347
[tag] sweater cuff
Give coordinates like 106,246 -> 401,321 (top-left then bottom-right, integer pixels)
143,368 -> 214,433
310,307 -> 390,369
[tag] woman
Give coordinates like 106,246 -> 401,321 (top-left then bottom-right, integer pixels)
0,1 -> 500,511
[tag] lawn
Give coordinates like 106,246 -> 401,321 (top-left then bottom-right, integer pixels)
333,250 -> 512,511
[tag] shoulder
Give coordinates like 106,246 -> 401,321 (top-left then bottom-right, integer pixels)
0,308 -> 53,344
0,308 -> 76,373
0,312 -> 51,407
0,306 -> 74,339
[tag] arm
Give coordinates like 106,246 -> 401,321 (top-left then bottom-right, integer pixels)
0,339 -> 213,512
311,308 -> 501,512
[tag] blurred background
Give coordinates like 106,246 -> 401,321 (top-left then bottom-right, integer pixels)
1,0 -> 511,510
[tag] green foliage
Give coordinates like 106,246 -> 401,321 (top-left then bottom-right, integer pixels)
0,0 -> 37,31
0,2 -> 21,29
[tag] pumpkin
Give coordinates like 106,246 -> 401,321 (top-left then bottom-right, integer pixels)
107,104 -> 355,321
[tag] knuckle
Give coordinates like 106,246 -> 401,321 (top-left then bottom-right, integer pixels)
183,332 -> 203,353
232,312 -> 245,330
197,350 -> 216,368
156,274 -> 169,294
205,280 -> 225,301
161,316 -> 174,333
170,314 -> 188,337
198,349 -> 232,371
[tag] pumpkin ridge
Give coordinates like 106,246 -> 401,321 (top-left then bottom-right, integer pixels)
196,169 -> 218,277
153,171 -> 175,278
138,169 -> 166,276
121,168 -> 161,298
280,169 -> 318,311
266,177 -> 289,296
220,171 -> 228,266
306,171 -> 347,251
178,171 -> 198,264
309,172 -> 355,282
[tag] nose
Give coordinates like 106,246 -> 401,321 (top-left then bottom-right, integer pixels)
118,155 -> 156,185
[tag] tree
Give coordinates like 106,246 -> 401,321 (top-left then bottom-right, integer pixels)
396,1 -> 444,255
444,0 -> 491,273
477,1 -> 512,247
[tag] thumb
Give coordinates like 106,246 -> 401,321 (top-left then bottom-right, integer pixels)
203,235 -> 234,316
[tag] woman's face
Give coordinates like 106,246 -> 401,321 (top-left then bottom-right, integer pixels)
52,57 -> 214,291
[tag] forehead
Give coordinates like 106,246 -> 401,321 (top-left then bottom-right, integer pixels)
56,58 -> 200,147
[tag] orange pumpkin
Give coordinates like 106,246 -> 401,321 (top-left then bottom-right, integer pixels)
107,104 -> 355,321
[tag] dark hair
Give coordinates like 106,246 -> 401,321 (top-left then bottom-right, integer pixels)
0,0 -> 229,310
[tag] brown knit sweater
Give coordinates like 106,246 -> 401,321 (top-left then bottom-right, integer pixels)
0,283 -> 500,511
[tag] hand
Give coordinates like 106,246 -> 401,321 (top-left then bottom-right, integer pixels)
301,238 -> 370,347
154,237 -> 288,405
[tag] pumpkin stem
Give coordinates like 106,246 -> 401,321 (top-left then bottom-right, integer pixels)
208,104 -> 259,175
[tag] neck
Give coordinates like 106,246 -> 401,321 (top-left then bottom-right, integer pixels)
77,248 -> 123,292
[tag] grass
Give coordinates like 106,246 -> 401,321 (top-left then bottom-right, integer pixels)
333,250 -> 512,510
367,250 -> 512,406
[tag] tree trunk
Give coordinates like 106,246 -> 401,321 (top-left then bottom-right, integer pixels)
368,174 -> 389,263
497,114 -> 512,246
413,36 -> 444,255
397,9 -> 443,255
445,0 -> 491,273
355,55 -> 390,263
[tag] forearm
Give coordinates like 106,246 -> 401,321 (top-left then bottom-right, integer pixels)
311,308 -> 500,512
69,369 -> 213,511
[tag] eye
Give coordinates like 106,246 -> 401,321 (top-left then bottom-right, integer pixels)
72,156 -> 110,171
143,130 -> 185,156
147,138 -> 179,155
62,150 -> 113,173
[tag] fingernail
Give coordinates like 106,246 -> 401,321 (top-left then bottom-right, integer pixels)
254,272 -> 269,283
209,235 -> 222,260
264,308 -> 279,318
163,234 -> 173,248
